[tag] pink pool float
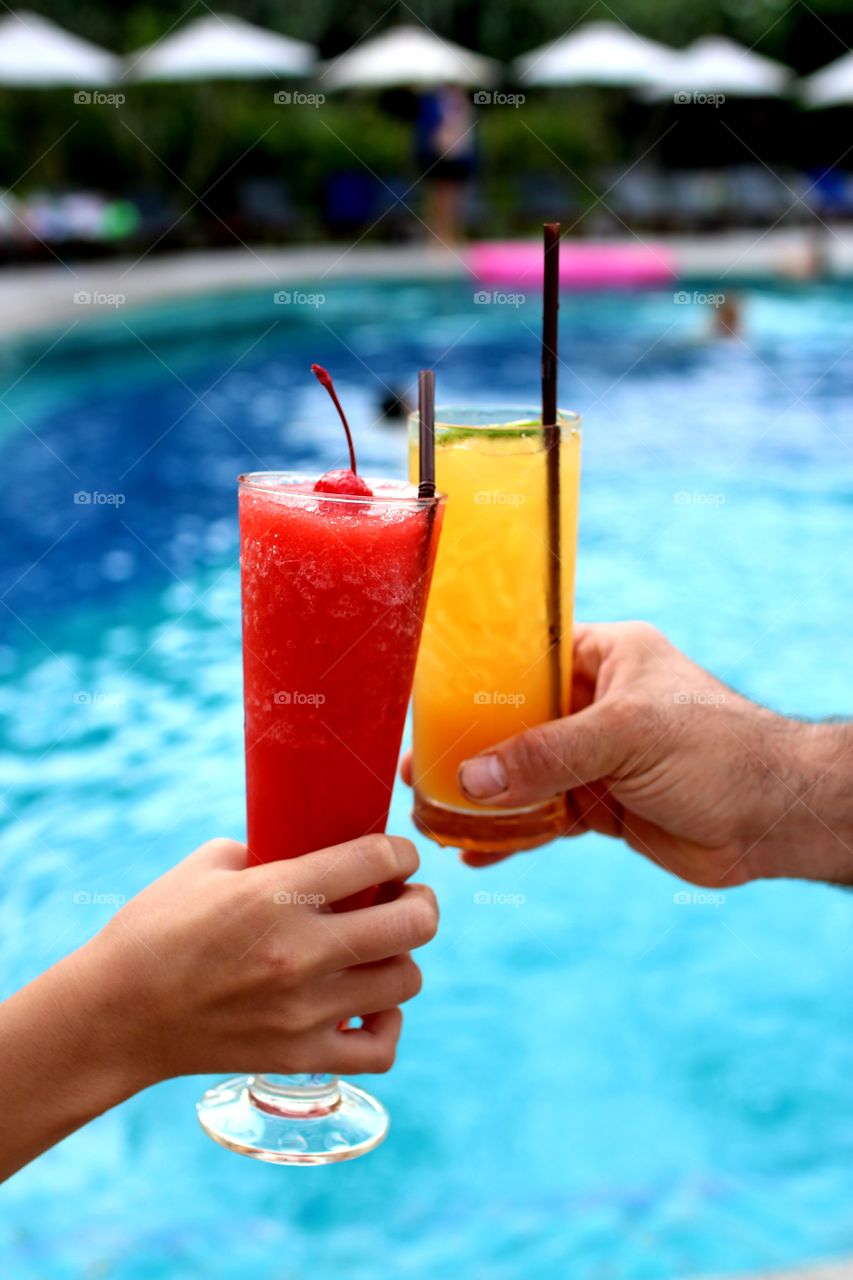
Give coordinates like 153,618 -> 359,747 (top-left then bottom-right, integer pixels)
468,240 -> 676,289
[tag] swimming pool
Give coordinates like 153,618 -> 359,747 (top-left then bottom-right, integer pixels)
1,277 -> 853,1279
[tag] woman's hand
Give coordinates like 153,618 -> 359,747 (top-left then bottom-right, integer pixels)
97,834 -> 438,1082
0,833 -> 437,1180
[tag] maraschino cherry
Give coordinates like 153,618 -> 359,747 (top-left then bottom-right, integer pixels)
311,364 -> 373,497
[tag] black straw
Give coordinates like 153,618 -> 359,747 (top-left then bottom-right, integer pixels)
541,222 -> 562,721
418,370 -> 436,500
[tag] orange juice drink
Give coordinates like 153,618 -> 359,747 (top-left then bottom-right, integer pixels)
409,407 -> 581,853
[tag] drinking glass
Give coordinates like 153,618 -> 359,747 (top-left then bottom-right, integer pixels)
408,408 -> 581,853
197,472 -> 443,1163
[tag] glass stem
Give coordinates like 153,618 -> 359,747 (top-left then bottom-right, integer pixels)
248,1073 -> 342,1118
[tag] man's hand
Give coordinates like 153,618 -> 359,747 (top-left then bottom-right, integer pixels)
405,623 -> 853,886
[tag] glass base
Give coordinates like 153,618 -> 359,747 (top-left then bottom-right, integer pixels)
413,793 -> 567,853
196,1074 -> 389,1165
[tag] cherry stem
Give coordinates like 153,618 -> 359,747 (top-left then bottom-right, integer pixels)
310,364 -> 358,474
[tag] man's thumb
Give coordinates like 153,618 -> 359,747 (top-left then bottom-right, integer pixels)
457,701 -> 629,808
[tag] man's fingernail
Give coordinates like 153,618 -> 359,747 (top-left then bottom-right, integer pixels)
459,755 -> 507,799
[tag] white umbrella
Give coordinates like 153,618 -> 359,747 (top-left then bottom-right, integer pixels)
647,36 -> 791,98
515,21 -> 677,89
322,24 -> 498,90
127,13 -> 315,82
800,51 -> 853,108
0,10 -> 120,86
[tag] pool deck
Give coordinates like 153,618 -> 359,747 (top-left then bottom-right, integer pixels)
0,225 -> 852,340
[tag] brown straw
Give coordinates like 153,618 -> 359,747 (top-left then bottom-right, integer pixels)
542,222 -> 562,720
418,369 -> 436,500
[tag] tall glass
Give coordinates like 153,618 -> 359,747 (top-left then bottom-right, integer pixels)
197,472 -> 443,1164
408,408 -> 581,853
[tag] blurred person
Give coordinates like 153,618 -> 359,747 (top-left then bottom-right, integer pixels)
0,833 -> 437,1181
415,83 -> 477,246
403,622 -> 853,886
377,385 -> 413,427
778,227 -> 828,282
712,294 -> 742,339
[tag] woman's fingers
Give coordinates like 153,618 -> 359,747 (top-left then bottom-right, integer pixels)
260,884 -> 438,984
321,955 -> 422,1021
256,1008 -> 405,1076
314,883 -> 438,969
248,833 -> 419,906
320,1008 -> 403,1074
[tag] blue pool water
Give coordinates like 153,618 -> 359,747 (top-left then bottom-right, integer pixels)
1,279 -> 853,1278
